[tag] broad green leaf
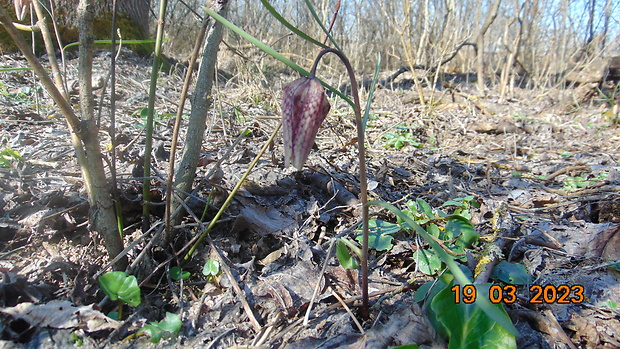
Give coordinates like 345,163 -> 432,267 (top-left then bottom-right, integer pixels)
202,7 -> 353,108
367,200 -> 518,336
139,324 -> 163,343
336,239 -> 359,269
116,276 -> 141,307
414,279 -> 447,302
417,198 -> 434,219
427,223 -> 441,238
356,219 -> 399,251
392,345 -> 419,349
491,261 -> 532,285
98,271 -> 141,307
157,312 -> 182,333
443,199 -> 467,208
202,259 -> 220,277
446,216 -> 479,247
413,249 -> 442,275
170,266 -> 190,281
138,312 -> 182,343
430,282 -> 517,349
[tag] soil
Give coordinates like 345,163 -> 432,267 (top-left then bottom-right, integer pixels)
1,49 -> 620,349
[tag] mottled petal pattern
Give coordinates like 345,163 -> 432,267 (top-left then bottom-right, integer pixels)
282,76 -> 331,170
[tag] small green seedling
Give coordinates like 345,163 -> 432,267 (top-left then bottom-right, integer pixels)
137,312 -> 182,343
336,238 -> 360,269
397,198 -> 479,275
202,259 -> 220,283
132,108 -> 169,129
563,172 -> 607,191
98,271 -> 141,307
170,266 -> 190,281
0,148 -> 22,168
382,125 -> 422,150
70,332 -> 83,346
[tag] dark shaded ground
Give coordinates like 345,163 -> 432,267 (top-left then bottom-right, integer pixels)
1,49 -> 620,348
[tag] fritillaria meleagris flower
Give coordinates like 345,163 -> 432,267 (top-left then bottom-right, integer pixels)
282,76 -> 331,170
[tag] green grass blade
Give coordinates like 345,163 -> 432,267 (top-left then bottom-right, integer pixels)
63,39 -> 163,51
363,53 -> 381,132
303,0 -> 342,52
367,200 -> 518,336
260,0 -> 329,49
202,6 -> 353,108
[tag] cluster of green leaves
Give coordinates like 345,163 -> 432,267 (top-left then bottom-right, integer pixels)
137,312 -> 183,343
382,125 -> 422,150
98,271 -> 141,307
0,148 -> 22,168
339,197 -> 520,348
563,172 -> 607,191
98,271 -> 182,343
399,197 -> 480,275
340,196 -> 480,274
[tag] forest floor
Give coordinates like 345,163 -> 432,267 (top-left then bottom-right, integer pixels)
1,49 -> 620,349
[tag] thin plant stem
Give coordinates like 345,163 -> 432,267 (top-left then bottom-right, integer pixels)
143,0 -> 168,232
108,0 -> 124,238
164,16 -> 210,239
183,122 -> 283,261
312,48 -> 369,319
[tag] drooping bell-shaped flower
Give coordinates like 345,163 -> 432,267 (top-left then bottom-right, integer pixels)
282,76 -> 331,170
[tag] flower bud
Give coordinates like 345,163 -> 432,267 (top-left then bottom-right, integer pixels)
282,76 -> 331,170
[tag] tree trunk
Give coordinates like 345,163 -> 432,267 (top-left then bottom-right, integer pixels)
1,0 -> 151,53
475,0 -> 502,95
169,1 -> 229,236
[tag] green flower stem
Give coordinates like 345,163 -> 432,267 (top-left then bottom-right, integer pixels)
202,6 -> 353,108
313,48 -> 369,319
303,0 -> 342,52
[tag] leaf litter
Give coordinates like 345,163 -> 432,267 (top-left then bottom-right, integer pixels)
0,49 -> 619,348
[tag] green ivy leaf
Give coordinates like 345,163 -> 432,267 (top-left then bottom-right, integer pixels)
446,215 -> 479,248
413,249 -> 442,275
98,271 -> 141,307
430,282 -> 517,349
491,261 -> 532,285
356,219 -> 399,251
417,198 -> 434,219
336,239 -> 359,269
138,312 -> 182,343
202,259 -> 220,277
170,266 -> 190,281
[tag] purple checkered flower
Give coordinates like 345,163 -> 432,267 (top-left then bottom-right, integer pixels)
282,76 -> 331,170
